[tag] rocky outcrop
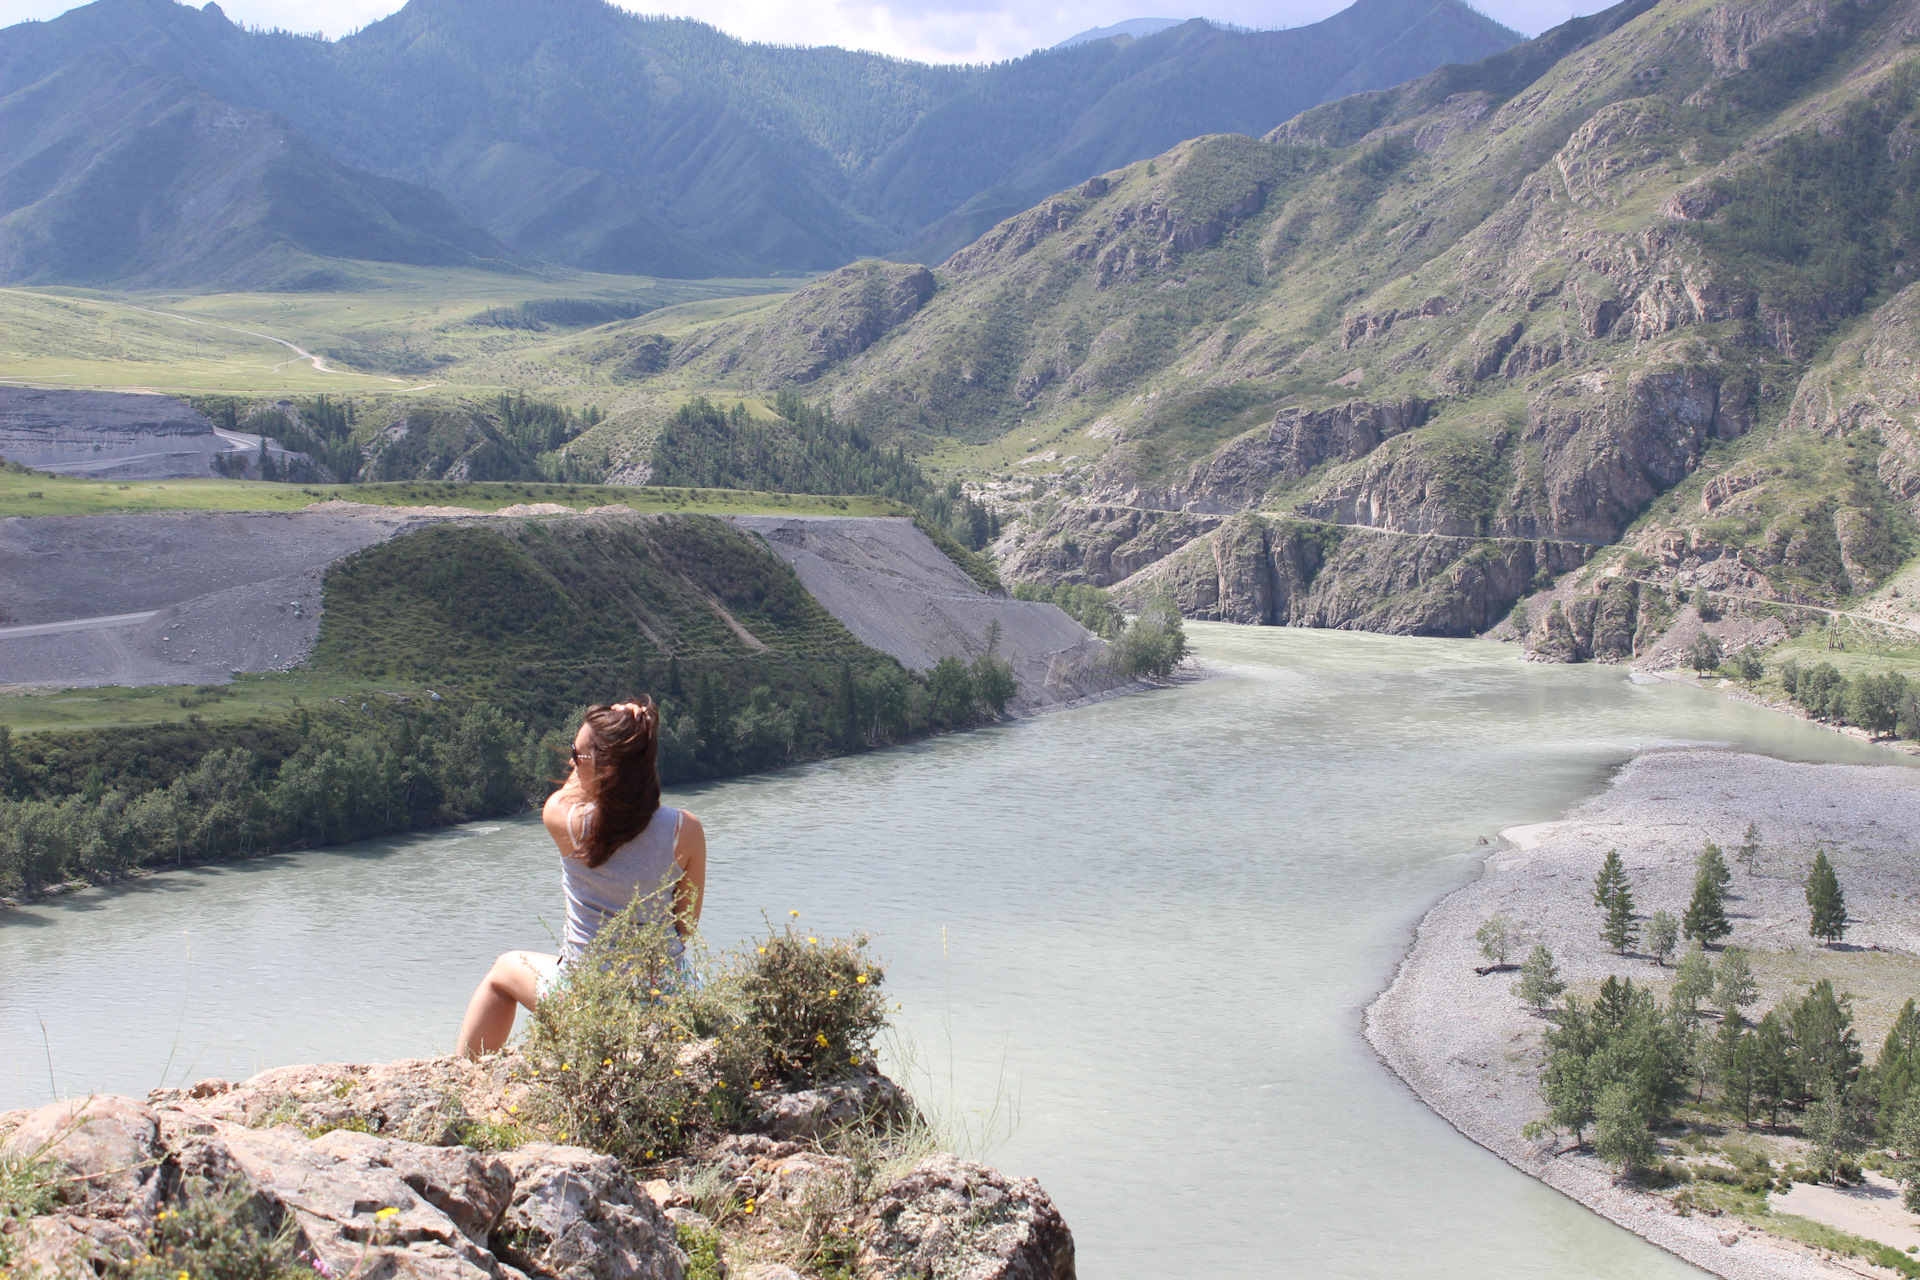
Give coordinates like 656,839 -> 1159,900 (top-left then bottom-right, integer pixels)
860,1156 -> 1074,1280
996,505 -> 1225,587
0,1054 -> 1076,1280
1159,398 -> 1427,513
1114,513 -> 1591,635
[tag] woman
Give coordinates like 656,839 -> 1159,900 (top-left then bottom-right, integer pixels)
456,698 -> 707,1058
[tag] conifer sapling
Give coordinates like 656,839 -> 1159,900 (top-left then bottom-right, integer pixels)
1683,842 -> 1733,946
1806,850 -> 1848,947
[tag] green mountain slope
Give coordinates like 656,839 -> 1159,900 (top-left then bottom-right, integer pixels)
0,0 -> 1517,282
0,44 -> 515,287
663,0 -> 1920,644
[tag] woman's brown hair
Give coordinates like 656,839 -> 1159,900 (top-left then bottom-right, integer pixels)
573,698 -> 662,869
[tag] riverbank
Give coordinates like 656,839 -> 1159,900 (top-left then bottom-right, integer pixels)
1367,749 -> 1920,1280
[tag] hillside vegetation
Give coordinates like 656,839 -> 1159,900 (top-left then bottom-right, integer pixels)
0,512 -> 1017,898
0,0 -> 1515,284
651,0 -> 1920,650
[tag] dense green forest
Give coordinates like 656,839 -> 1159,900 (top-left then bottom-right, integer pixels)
0,516 -> 1017,899
199,392 -> 608,486
649,392 -> 1002,550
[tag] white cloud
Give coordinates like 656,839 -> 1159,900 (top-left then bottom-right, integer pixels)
0,0 -> 1621,62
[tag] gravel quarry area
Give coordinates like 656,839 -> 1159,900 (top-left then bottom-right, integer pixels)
0,505 -> 1116,701
1368,749 -> 1920,1280
0,508 -> 421,686
730,514 -> 1128,710
0,386 -> 260,480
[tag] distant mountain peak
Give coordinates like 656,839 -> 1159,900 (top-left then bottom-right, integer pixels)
1052,18 -> 1185,49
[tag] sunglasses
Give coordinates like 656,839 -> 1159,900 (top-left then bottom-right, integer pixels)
569,747 -> 596,766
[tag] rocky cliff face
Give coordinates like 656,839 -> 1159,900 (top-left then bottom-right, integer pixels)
0,1055 -> 1075,1280
1111,512 -> 1590,635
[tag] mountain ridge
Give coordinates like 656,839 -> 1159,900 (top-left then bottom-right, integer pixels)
0,0 -> 1520,284
647,0 -> 1920,653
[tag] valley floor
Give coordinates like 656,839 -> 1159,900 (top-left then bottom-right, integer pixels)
1368,748 -> 1920,1280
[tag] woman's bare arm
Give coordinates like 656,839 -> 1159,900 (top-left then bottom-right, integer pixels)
542,772 -> 586,857
673,812 -> 708,934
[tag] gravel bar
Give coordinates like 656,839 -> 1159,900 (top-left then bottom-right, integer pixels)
1367,748 -> 1920,1280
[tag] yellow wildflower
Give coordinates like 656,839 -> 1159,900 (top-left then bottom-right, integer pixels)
815,1033 -> 829,1047
508,1104 -> 518,1114
789,910 -> 799,917
374,1207 -> 398,1222
807,936 -> 817,945
829,988 -> 839,997
856,974 -> 868,984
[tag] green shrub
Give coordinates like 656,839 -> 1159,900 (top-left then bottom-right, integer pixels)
113,1176 -> 307,1280
734,921 -> 889,1087
1114,600 -> 1189,679
523,907 -> 757,1166
678,1224 -> 726,1280
1012,582 -> 1124,638
0,1148 -> 62,1272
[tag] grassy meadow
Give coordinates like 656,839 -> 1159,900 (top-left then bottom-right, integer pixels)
0,265 -> 798,399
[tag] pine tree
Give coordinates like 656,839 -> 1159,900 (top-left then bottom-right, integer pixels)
1712,1014 -> 1747,1099
1728,1029 -> 1758,1125
1878,999 -> 1920,1128
1646,910 -> 1679,966
1601,885 -> 1639,954
1751,1011 -> 1797,1127
1593,848 -> 1630,909
1697,842 -> 1732,897
1513,944 -> 1566,1012
1737,820 -> 1762,874
1806,850 -> 1848,946
1793,979 -> 1862,1102
1683,843 -> 1733,946
1893,1093 -> 1920,1212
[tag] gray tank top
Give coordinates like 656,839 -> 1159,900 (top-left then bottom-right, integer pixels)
561,803 -> 684,961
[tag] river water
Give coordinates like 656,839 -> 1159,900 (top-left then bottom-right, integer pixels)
2,625 -> 1907,1277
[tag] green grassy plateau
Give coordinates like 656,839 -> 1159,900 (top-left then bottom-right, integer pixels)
0,470 -> 903,519
0,268 -> 796,398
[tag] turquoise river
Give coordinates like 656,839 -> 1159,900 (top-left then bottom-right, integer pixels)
2,624 -> 1908,1277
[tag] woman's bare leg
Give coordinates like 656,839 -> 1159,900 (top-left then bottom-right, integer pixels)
457,951 -> 552,1058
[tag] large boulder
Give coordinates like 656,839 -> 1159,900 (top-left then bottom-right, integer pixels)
860,1155 -> 1075,1280
750,1067 -> 911,1142
2,1096 -> 166,1219
495,1143 -> 686,1280
165,1117 -> 500,1278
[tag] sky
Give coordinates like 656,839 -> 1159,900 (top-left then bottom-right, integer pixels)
0,0 -> 1620,63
